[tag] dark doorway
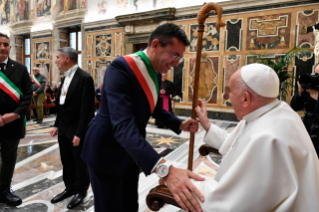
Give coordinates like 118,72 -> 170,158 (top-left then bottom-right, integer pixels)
133,43 -> 148,52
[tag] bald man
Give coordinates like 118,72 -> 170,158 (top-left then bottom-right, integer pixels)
188,64 -> 319,211
31,67 -> 46,124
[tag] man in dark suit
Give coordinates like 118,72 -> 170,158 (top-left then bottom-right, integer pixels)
49,47 -> 95,209
82,23 -> 205,212
0,33 -> 32,206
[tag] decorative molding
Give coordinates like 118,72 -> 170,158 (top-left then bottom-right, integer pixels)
126,33 -> 151,44
83,19 -> 122,32
31,30 -> 52,38
10,21 -> 33,35
53,10 -> 86,29
115,7 -> 176,26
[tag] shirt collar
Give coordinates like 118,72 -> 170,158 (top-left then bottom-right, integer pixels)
64,64 -> 78,77
0,57 -> 8,64
243,99 -> 280,122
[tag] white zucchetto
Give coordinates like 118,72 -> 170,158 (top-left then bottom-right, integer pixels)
241,63 -> 279,98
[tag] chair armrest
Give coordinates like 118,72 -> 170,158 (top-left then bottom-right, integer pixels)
146,185 -> 181,211
199,144 -> 221,156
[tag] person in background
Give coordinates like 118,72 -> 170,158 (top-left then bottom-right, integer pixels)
290,63 -> 319,156
156,73 -> 176,128
95,84 -> 102,101
31,67 -> 46,124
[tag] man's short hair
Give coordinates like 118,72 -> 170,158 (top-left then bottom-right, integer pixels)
0,33 -> 9,41
58,47 -> 78,64
148,23 -> 190,47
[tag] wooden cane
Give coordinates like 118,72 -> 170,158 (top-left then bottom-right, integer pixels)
146,3 -> 225,210
187,2 -> 226,171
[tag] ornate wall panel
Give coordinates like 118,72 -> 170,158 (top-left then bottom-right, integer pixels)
293,53 -> 315,94
189,22 -> 220,53
225,19 -> 242,51
32,38 -> 53,84
223,55 -> 241,106
188,56 -> 219,104
247,13 -> 291,50
35,41 -> 51,60
95,34 -> 112,57
115,32 -> 123,57
87,60 -> 93,75
296,10 -> 319,47
15,46 -> 23,64
86,35 -> 93,58
35,62 -> 51,84
95,60 -> 111,88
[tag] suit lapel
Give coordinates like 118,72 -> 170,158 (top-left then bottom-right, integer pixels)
65,68 -> 80,104
5,58 -> 15,77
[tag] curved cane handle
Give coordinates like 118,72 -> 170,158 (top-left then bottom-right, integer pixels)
197,2 -> 226,30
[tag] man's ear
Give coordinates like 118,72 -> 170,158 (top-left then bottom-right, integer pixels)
242,91 -> 251,108
151,39 -> 160,49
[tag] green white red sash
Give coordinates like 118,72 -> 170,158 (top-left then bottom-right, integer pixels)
123,51 -> 159,113
32,74 -> 41,87
0,71 -> 23,104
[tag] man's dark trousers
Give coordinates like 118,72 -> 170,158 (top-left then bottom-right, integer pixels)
88,161 -> 140,212
58,134 -> 90,192
0,139 -> 20,191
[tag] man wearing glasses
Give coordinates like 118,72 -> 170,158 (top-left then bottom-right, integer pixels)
82,23 -> 205,212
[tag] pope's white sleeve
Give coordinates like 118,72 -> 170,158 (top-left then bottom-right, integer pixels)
192,135 -> 298,212
203,123 -> 229,149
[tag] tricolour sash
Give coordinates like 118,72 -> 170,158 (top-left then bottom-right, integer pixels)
32,75 -> 41,87
123,51 -> 159,113
0,71 -> 23,104
0,71 -> 26,134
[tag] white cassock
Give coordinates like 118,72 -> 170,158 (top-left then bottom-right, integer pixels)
192,99 -> 319,212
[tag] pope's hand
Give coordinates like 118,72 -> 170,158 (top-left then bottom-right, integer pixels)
164,166 -> 205,212
50,128 -> 58,137
180,119 -> 199,133
195,99 -> 211,131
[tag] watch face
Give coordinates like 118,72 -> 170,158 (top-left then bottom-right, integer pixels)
157,164 -> 168,178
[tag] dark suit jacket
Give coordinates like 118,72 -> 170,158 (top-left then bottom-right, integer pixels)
82,57 -> 182,176
0,58 -> 32,140
54,67 -> 95,140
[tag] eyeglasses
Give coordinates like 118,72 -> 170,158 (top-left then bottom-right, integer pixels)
165,47 -> 183,63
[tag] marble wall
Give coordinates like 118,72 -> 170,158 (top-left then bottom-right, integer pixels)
2,1 -> 319,114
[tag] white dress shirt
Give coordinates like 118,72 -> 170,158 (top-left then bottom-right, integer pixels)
0,57 -> 8,71
59,64 -> 78,105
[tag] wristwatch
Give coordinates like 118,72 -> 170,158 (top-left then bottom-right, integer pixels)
155,161 -> 172,179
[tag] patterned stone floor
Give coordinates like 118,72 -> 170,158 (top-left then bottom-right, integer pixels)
0,115 -> 237,212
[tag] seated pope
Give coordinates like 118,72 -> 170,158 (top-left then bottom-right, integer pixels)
186,63 -> 319,211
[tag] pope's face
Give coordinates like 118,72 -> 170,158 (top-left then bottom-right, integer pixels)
0,36 -> 11,62
229,70 -> 244,120
152,37 -> 185,74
